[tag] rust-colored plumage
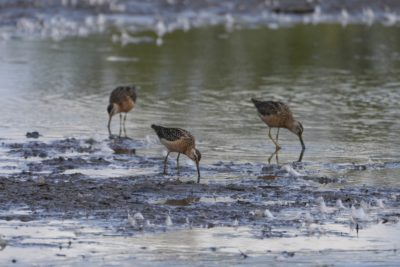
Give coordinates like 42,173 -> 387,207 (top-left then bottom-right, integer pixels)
151,124 -> 201,183
251,98 -> 305,150
107,86 -> 137,137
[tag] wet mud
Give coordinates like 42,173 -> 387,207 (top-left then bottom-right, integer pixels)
0,137 -> 400,265
1,137 -> 399,232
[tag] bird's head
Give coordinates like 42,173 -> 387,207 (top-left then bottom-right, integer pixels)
290,121 -> 305,149
188,148 -> 201,163
188,148 -> 201,183
293,121 -> 304,136
107,103 -> 117,116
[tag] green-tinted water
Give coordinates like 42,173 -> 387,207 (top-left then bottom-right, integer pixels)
0,24 -> 400,185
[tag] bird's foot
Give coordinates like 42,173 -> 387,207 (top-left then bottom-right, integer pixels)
109,134 -> 119,140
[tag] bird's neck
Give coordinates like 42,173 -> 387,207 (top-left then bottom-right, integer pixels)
112,103 -> 121,114
184,148 -> 195,160
286,119 -> 298,133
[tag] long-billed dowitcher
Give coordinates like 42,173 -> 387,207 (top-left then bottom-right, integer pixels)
107,86 -> 137,137
251,98 -> 305,150
151,124 -> 201,183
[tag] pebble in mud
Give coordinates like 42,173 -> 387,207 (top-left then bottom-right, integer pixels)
36,176 -> 46,186
26,131 -> 40,138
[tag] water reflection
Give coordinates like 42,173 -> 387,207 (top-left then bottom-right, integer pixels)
267,148 -> 304,165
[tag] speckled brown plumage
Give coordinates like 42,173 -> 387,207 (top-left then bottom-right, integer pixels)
107,86 -> 137,137
251,98 -> 305,150
109,86 -> 137,109
151,124 -> 201,183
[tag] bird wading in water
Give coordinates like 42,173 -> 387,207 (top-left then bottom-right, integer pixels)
151,124 -> 201,183
107,86 -> 137,137
251,98 -> 305,150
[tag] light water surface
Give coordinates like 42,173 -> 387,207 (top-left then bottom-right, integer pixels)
1,24 -> 400,185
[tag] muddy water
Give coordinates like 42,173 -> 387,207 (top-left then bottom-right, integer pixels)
0,23 -> 400,266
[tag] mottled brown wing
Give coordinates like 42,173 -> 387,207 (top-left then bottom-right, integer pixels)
109,86 -> 137,104
151,125 -> 193,142
252,99 -> 290,116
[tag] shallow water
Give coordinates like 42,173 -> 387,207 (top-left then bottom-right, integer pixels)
0,215 -> 399,266
1,23 -> 400,186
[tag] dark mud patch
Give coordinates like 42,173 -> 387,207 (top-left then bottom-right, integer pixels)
0,172 -> 399,237
27,156 -> 112,173
109,137 -> 137,155
4,138 -> 99,158
164,197 -> 201,206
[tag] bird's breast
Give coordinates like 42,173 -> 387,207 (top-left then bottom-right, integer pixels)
260,114 -> 289,128
119,98 -> 135,113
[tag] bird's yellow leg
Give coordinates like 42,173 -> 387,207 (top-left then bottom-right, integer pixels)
268,147 -> 280,164
118,113 -> 122,137
107,115 -> 113,137
176,153 -> 180,173
276,128 -> 280,142
123,113 -> 127,137
268,128 -> 281,150
163,152 -> 170,175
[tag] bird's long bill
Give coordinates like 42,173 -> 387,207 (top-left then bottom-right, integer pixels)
298,149 -> 305,162
299,135 -> 306,150
107,115 -> 112,136
196,161 -> 201,183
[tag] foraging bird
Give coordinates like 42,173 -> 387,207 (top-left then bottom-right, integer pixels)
151,124 -> 201,183
107,86 -> 137,137
251,98 -> 305,150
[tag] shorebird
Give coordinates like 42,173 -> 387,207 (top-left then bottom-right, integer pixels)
251,98 -> 305,150
107,86 -> 137,137
151,124 -> 201,183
